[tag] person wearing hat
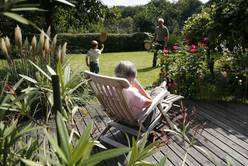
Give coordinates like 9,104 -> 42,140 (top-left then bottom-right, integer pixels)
153,18 -> 169,67
86,40 -> 104,73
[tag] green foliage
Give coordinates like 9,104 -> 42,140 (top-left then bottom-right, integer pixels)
58,32 -> 150,53
0,120 -> 40,165
53,0 -> 106,33
183,0 -> 248,100
22,112 -> 130,165
0,26 -> 89,120
184,0 -> 248,50
126,134 -> 166,166
183,5 -> 215,47
155,36 -> 248,100
0,0 -> 74,34
159,47 -> 207,98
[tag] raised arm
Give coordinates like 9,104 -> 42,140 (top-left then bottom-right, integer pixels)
100,44 -> 104,52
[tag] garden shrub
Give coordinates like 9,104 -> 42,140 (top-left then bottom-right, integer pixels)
156,45 -> 208,98
57,32 -> 150,53
154,38 -> 248,101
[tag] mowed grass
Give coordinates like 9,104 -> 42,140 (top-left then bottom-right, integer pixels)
68,51 -> 160,87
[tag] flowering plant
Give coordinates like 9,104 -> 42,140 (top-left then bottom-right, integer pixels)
154,36 -> 209,97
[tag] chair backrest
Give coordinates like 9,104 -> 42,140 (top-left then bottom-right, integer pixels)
84,71 -> 138,124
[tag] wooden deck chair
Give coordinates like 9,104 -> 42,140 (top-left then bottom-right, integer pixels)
84,71 -> 183,147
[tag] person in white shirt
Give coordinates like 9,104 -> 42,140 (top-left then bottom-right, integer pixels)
86,40 -> 104,73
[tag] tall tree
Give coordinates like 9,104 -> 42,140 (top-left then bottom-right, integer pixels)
53,0 -> 107,33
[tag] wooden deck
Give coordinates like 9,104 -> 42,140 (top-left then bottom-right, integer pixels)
71,100 -> 248,166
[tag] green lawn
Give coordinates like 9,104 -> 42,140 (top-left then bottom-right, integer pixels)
68,51 -> 160,87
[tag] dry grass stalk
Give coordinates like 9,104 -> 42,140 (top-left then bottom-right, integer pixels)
15,25 -> 22,50
56,45 -> 62,62
1,38 -> 13,66
61,42 -> 67,63
51,35 -> 57,50
44,37 -> 50,55
24,37 -> 29,50
31,35 -> 37,54
39,30 -> 45,52
46,26 -> 51,38
4,36 -> 11,54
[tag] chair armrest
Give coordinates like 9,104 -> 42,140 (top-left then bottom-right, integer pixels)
138,90 -> 170,123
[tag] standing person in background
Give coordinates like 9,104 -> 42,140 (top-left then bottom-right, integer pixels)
86,40 -> 104,74
153,18 -> 169,67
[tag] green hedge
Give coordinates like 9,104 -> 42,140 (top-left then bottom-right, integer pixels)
57,32 -> 150,53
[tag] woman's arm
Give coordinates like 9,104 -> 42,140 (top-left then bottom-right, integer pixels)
131,79 -> 152,100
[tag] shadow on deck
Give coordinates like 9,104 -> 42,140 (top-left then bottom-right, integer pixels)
71,100 -> 248,166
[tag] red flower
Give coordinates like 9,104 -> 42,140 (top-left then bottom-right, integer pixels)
198,41 -> 208,49
163,49 -> 170,54
190,48 -> 198,53
203,36 -> 208,42
191,44 -> 197,49
4,84 -> 16,96
172,45 -> 179,51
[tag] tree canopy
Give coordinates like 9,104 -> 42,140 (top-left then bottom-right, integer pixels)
184,0 -> 248,50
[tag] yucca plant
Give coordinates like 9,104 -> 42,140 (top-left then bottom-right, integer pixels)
0,26 -> 66,86
0,120 -> 41,165
22,112 -> 130,165
0,26 -> 88,121
15,59 -> 89,121
124,133 -> 167,166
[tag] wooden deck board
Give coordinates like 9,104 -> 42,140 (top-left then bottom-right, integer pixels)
86,100 -> 248,165
190,102 -> 248,143
171,135 -> 215,166
30,100 -> 248,165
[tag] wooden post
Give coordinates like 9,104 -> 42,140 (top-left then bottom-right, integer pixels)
51,75 -> 62,149
52,75 -> 62,113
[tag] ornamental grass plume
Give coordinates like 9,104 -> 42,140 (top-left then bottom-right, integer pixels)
56,45 -> 62,62
31,35 -> 37,54
46,26 -> 51,38
38,30 -> 45,52
24,37 -> 29,51
15,25 -> 22,51
44,37 -> 50,55
61,42 -> 67,63
4,36 -> 11,54
1,38 -> 13,66
51,35 -> 57,49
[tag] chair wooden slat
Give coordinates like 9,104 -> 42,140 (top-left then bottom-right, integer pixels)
84,71 -> 183,147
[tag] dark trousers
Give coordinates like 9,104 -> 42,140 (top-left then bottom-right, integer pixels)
90,62 -> 99,74
153,41 -> 165,67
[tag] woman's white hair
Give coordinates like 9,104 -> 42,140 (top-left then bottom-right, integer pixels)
158,18 -> 164,23
114,61 -> 137,81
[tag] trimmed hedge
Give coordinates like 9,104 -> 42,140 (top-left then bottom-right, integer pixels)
57,32 -> 150,53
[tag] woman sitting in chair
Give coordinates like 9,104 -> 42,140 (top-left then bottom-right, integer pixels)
114,60 -> 169,124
